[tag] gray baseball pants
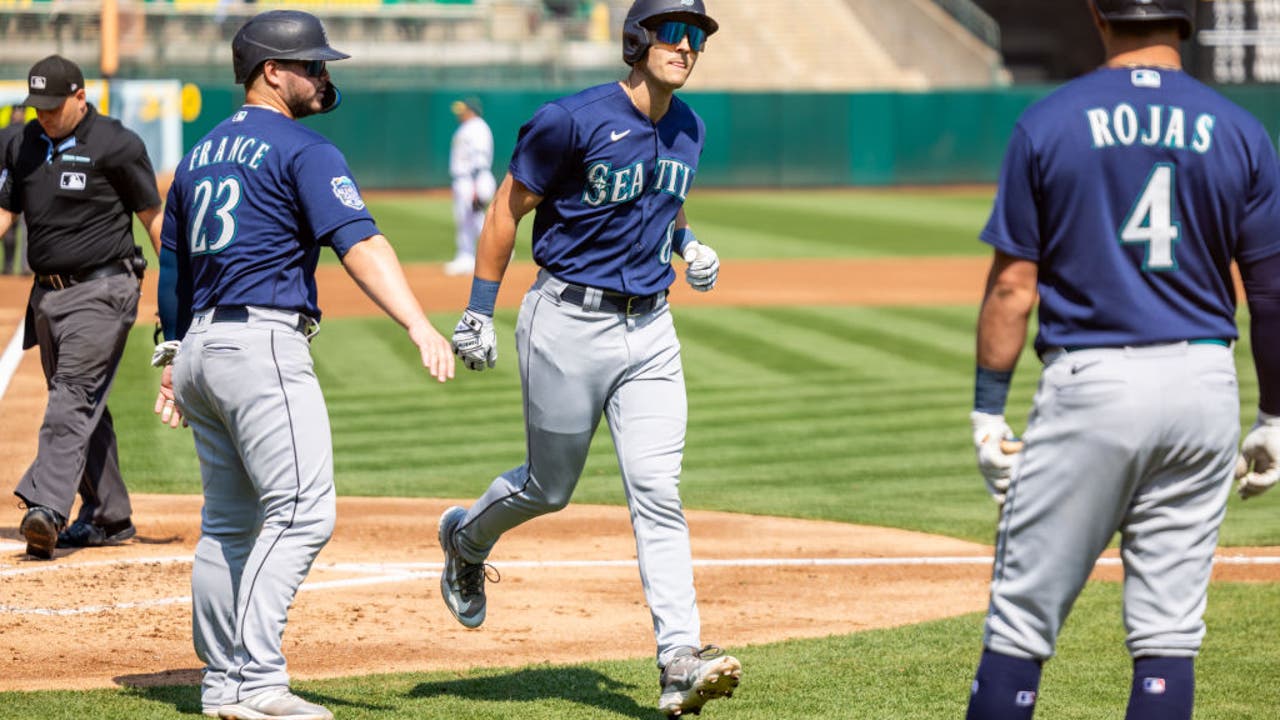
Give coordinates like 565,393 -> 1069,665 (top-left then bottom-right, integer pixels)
15,272 -> 137,527
984,342 -> 1239,661
452,270 -> 701,665
173,306 -> 335,708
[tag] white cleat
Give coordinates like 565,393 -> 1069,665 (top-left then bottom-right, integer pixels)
658,645 -> 742,717
217,687 -> 332,720
443,255 -> 476,276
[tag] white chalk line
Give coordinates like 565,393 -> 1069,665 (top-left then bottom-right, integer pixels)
0,324 -> 24,403
2,554 -> 1278,617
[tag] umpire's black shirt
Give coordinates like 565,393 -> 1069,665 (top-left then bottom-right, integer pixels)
0,103 -> 159,274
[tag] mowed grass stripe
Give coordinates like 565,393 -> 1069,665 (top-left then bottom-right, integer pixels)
673,312 -> 849,376
740,306 -> 974,374
694,189 -> 994,229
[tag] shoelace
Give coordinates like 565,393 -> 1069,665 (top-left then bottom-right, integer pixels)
663,645 -> 725,684
456,559 -> 500,598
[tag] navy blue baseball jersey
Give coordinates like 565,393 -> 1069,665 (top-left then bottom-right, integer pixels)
161,105 -> 379,320
509,82 -> 704,296
983,67 -> 1280,353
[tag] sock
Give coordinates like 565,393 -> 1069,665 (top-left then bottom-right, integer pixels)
1125,656 -> 1194,720
966,649 -> 1043,720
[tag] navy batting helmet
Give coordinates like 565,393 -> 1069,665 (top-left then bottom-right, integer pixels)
232,10 -> 350,84
622,0 -> 719,66
1093,0 -> 1192,39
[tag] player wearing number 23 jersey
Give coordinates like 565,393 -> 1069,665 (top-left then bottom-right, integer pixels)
167,106 -> 377,320
965,4 -> 1280,720
156,11 -> 453,719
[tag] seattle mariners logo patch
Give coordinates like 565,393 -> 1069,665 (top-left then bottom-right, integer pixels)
59,172 -> 87,190
330,176 -> 365,210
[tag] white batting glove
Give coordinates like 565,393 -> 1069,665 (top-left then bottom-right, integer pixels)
683,240 -> 719,292
452,309 -> 497,372
150,340 -> 181,368
1236,411 -> 1280,500
971,411 -> 1023,505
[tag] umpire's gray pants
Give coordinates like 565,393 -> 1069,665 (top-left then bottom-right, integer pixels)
984,342 -> 1238,661
173,307 -> 335,708
15,272 -> 137,527
453,271 -> 701,665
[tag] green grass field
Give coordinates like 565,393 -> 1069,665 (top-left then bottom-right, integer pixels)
9,189 -> 1277,719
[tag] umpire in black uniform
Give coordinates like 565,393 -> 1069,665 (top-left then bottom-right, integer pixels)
0,55 -> 162,559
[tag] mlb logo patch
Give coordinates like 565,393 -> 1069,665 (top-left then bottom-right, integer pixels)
233,110 -> 247,122
1015,690 -> 1037,707
1131,69 -> 1162,88
330,176 -> 365,210
30,75 -> 46,89
59,172 -> 86,190
1143,677 -> 1167,695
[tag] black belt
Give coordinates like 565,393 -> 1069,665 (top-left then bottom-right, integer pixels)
559,283 -> 666,316
35,259 -> 132,290
1061,338 -> 1231,352
209,305 -> 316,334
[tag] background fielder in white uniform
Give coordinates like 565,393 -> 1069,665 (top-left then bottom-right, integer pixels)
444,97 -> 496,276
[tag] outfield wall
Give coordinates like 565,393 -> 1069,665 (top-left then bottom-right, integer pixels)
182,85 -> 1280,189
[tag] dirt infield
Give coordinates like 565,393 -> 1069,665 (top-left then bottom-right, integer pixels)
1,258 -> 1274,693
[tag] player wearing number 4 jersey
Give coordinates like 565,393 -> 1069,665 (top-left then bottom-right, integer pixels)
965,2 -> 1280,719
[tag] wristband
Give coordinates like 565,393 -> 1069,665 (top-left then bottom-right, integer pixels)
674,228 -> 696,256
974,366 -> 1014,415
467,277 -> 500,316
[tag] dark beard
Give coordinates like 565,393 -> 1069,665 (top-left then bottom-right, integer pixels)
286,88 -> 321,119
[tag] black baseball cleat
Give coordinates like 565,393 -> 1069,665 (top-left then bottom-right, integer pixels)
57,518 -> 136,548
19,506 -> 64,560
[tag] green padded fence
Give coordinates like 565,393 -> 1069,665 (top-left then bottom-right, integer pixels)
182,85 -> 1280,189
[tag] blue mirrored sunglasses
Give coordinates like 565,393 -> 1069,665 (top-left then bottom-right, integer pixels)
653,20 -> 707,51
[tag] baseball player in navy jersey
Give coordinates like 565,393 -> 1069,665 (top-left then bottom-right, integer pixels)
153,11 -> 454,720
437,0 -> 740,716
965,2 -> 1280,719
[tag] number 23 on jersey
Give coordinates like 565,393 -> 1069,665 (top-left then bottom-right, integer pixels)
190,176 -> 243,255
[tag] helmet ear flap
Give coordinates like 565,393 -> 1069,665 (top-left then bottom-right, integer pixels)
622,20 -> 649,65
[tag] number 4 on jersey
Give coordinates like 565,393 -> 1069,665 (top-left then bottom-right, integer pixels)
1120,163 -> 1180,271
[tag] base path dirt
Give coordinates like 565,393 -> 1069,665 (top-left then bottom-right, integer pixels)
1,258 -> 1273,693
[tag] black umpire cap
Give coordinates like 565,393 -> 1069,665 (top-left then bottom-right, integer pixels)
23,55 -> 84,111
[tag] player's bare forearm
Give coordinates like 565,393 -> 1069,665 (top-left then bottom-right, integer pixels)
137,205 -> 164,255
977,251 -> 1038,372
475,174 -> 541,283
0,208 -> 13,238
342,235 -> 455,381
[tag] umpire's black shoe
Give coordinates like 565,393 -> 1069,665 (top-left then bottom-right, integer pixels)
57,518 -> 136,548
19,506 -> 63,560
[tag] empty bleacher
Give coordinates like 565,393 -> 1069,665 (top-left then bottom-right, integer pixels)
0,0 -> 1008,90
